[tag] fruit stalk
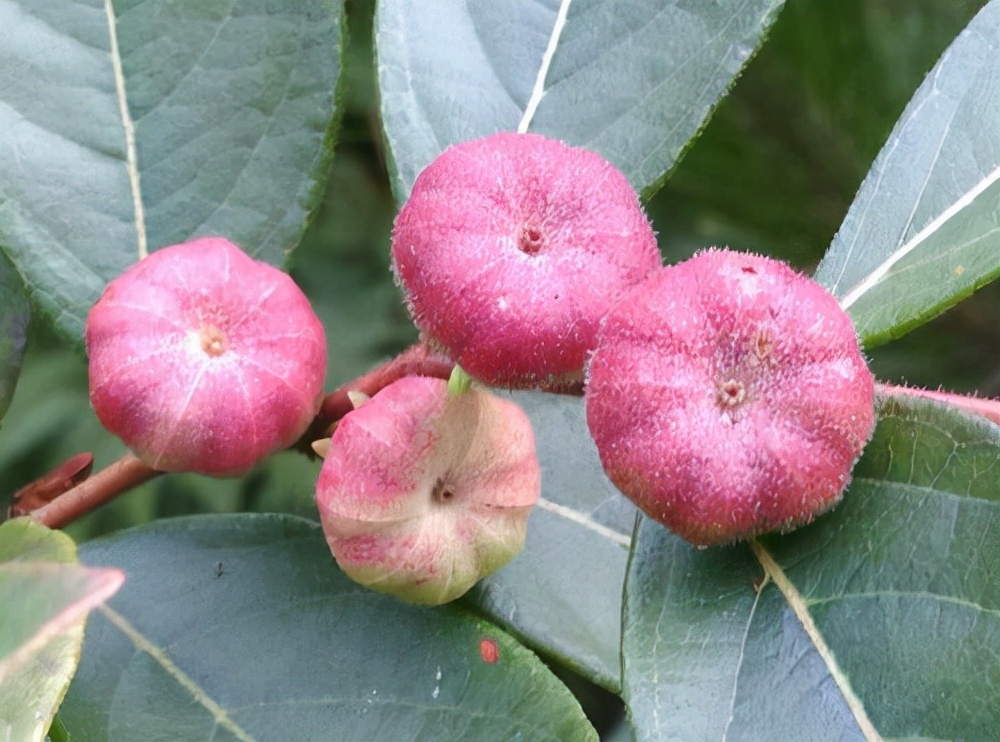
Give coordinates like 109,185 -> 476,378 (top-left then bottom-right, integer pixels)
296,340 -> 455,451
21,344 -> 451,529
875,382 -> 1000,426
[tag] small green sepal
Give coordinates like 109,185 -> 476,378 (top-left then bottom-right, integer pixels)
447,366 -> 473,396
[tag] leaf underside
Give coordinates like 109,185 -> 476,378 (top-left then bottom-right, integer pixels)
0,250 -> 30,420
815,0 -> 1000,348
0,519 -> 123,742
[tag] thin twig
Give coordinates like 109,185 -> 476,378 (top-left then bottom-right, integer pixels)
20,343 -> 453,528
295,340 -> 454,451
30,359 -> 997,531
9,452 -> 94,518
30,454 -> 160,529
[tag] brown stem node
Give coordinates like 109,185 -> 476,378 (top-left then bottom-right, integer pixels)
29,454 -> 160,530
9,453 -> 95,519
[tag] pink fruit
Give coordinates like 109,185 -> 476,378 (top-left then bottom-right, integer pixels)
391,132 -> 660,388
86,237 -> 326,476
315,376 -> 539,605
585,249 -> 875,546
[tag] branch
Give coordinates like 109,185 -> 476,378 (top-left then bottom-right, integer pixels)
295,340 -> 454,451
19,342 -> 454,529
30,357 -> 997,532
9,452 -> 94,518
29,454 -> 160,530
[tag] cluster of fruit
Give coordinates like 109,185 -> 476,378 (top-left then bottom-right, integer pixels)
85,133 -> 875,605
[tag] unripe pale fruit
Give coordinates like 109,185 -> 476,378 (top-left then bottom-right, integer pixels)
391,132 -> 660,388
86,237 -> 327,476
315,376 -> 540,605
585,249 -> 875,546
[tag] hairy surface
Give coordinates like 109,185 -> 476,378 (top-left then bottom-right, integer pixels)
316,376 -> 540,605
392,132 -> 660,387
86,237 -> 326,476
586,249 -> 876,545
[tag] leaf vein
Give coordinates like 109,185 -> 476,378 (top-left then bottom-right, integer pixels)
535,497 -> 630,546
721,574 -> 765,742
518,0 -> 572,133
98,604 -> 255,742
807,590 -> 998,618
839,165 -> 1000,311
750,540 -> 883,742
104,0 -> 147,261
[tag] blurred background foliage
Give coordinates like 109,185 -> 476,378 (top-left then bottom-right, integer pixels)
1,0 -> 995,545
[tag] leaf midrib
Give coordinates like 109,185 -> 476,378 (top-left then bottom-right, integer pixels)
103,0 -> 147,261
749,539 -> 883,742
517,0 -> 573,134
99,604 -> 255,742
838,158 -> 1000,312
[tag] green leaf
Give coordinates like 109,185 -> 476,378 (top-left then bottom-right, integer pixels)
0,518 -> 124,742
0,517 -> 76,564
622,395 -> 1000,740
290,147 -> 419,386
814,0 -> 1000,348
0,250 -> 29,421
60,513 -> 597,742
376,0 -> 785,202
0,1 -> 344,342
467,391 -> 636,693
646,0 -> 987,267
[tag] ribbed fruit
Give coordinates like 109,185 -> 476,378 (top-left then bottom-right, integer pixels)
316,376 -> 539,605
586,249 -> 875,546
392,132 -> 660,388
86,237 -> 326,476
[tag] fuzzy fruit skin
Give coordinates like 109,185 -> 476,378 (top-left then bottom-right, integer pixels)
391,132 -> 660,388
315,376 -> 540,605
585,249 -> 875,546
86,237 -> 326,476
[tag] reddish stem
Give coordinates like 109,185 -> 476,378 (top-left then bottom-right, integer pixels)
24,355 -> 997,531
9,452 -> 94,518
30,454 -> 160,530
876,382 -> 1000,427
19,342 -> 454,529
295,341 -> 454,450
